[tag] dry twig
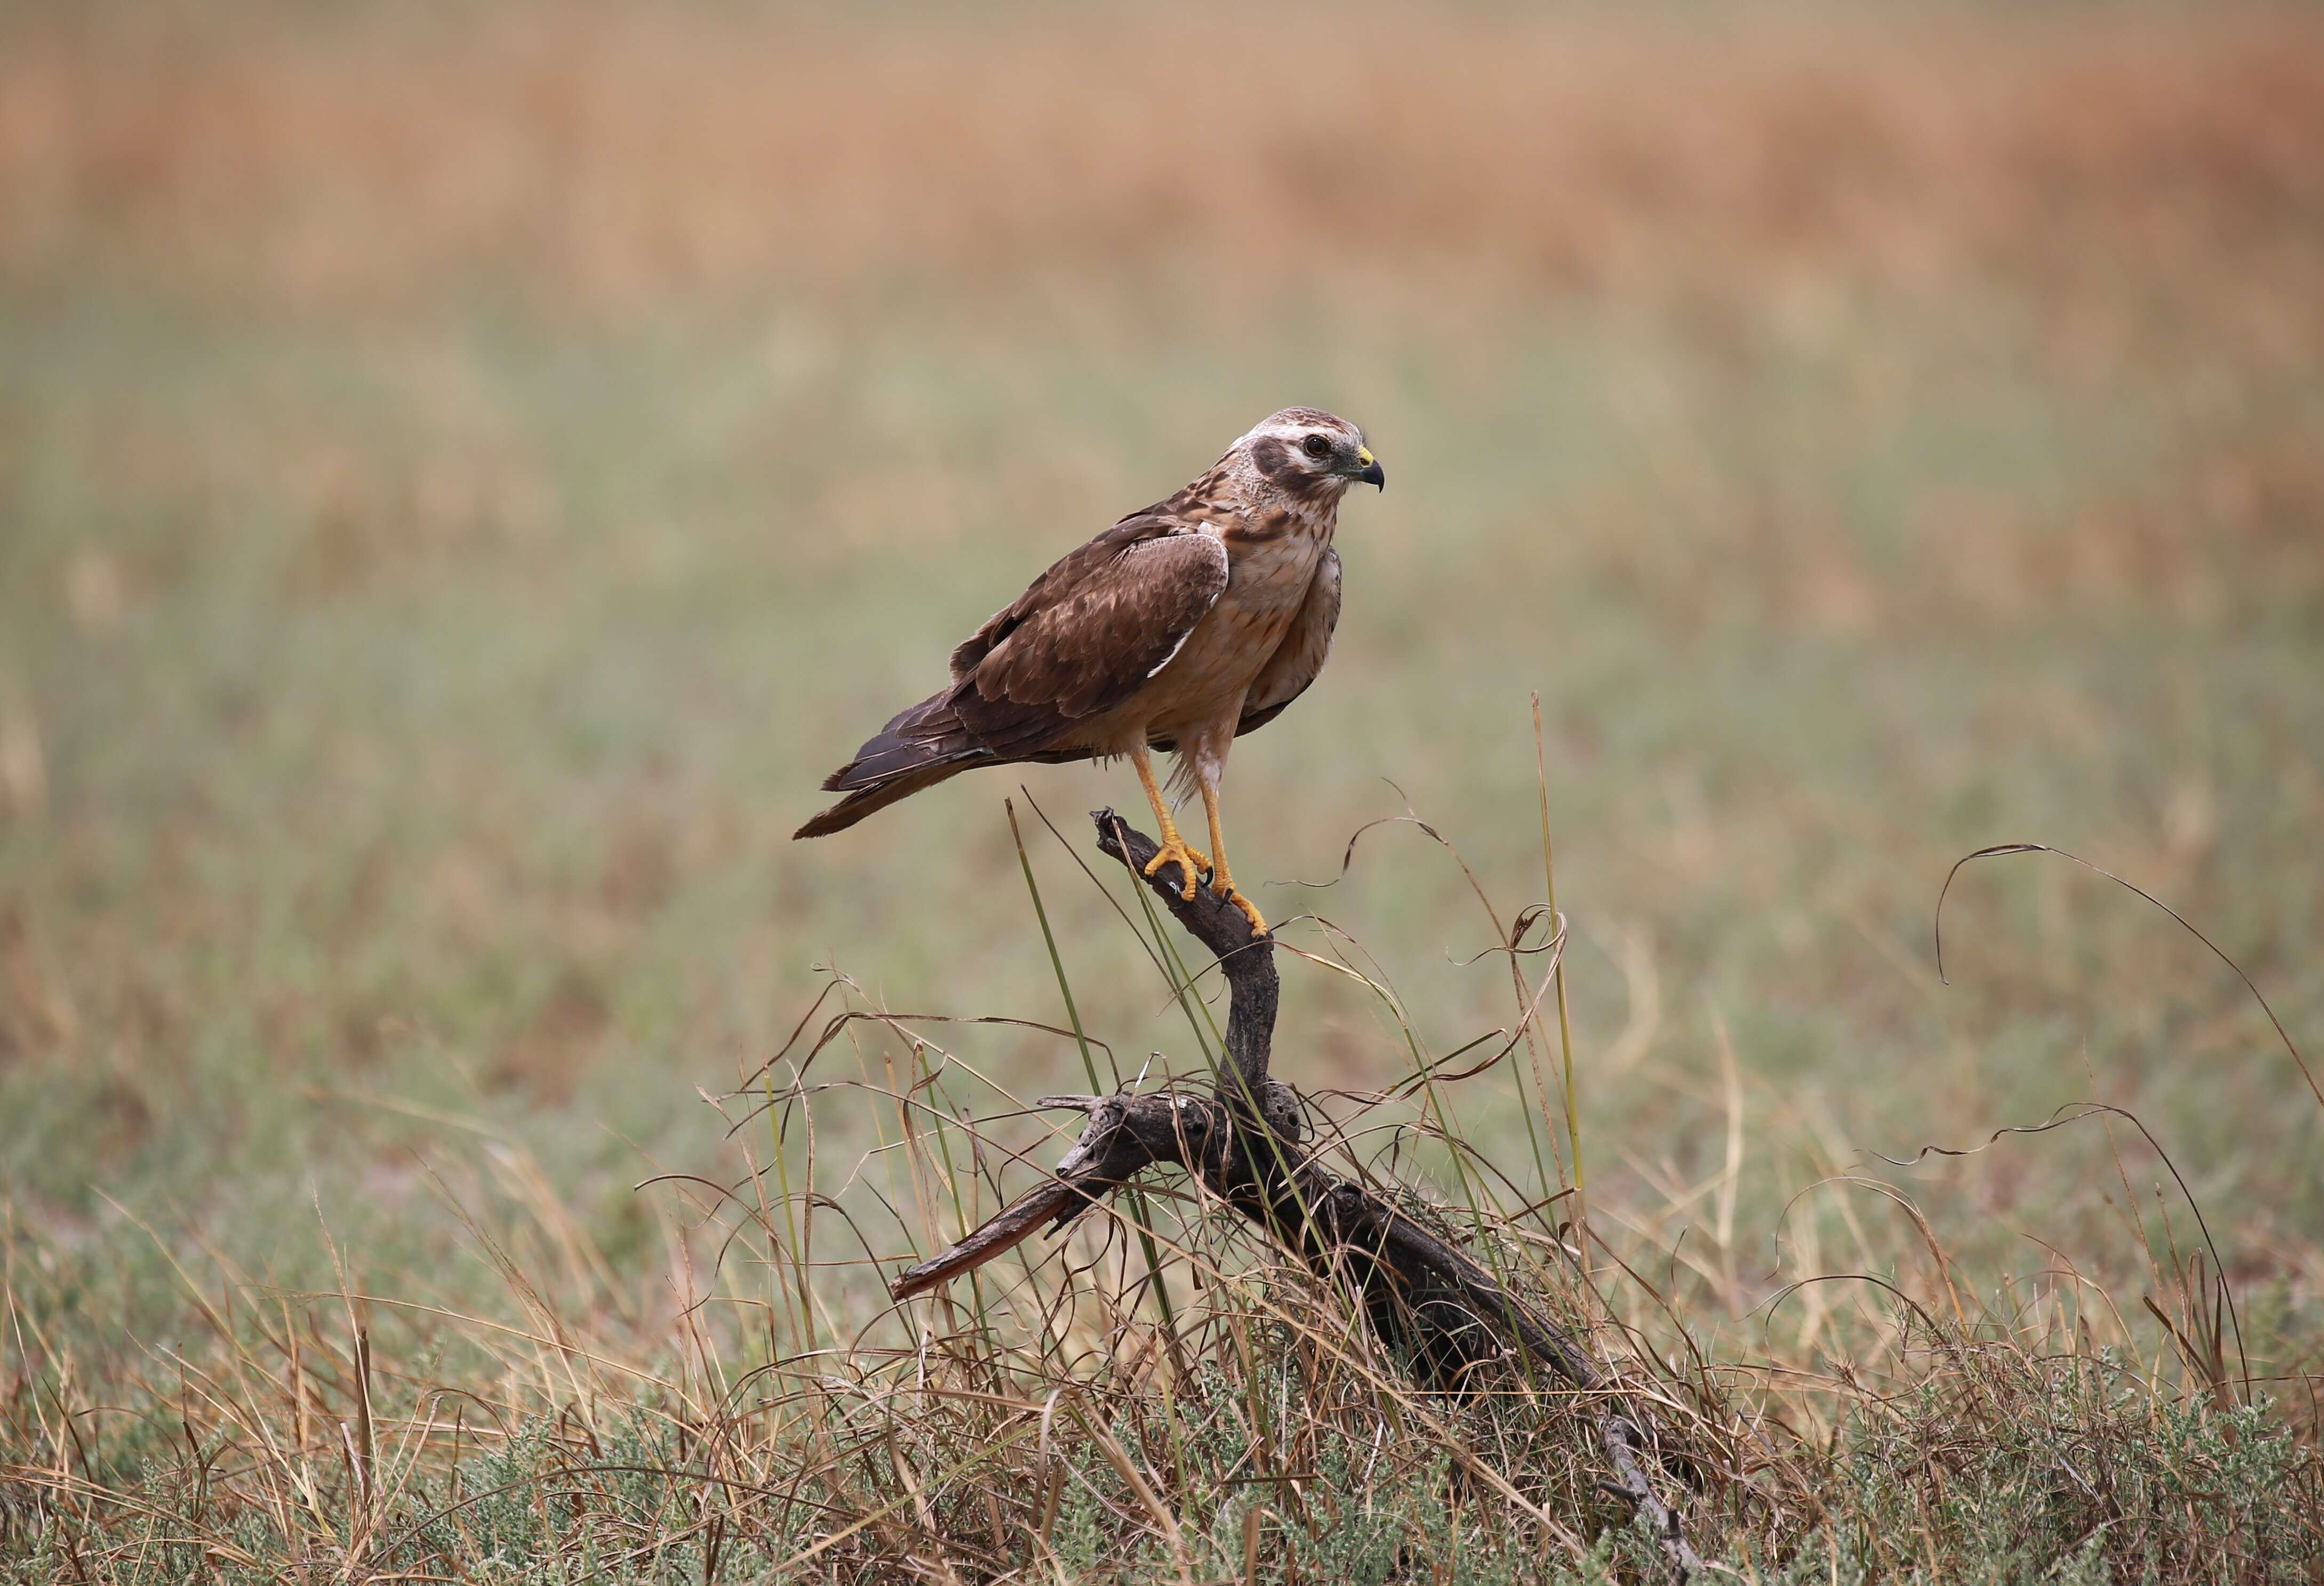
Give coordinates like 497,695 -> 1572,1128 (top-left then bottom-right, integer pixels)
891,809 -> 1708,1580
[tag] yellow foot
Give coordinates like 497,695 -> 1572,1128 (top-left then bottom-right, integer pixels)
1142,835 -> 1211,900
1211,875 -> 1268,935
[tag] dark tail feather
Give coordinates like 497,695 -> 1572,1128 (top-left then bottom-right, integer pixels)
793,760 -> 978,838
793,690 -> 992,839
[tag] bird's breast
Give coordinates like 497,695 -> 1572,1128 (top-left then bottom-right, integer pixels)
1220,523 -> 1330,617
1131,531 -> 1323,719
1068,521 -> 1330,753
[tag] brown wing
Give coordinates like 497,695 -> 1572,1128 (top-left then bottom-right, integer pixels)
1234,546 -> 1341,737
946,512 -> 1229,758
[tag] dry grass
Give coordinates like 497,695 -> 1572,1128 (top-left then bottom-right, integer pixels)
3,3 -> 2323,1579
4,802 -> 2318,1579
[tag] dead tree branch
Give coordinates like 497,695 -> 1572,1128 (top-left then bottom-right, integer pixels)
889,809 -> 1706,1580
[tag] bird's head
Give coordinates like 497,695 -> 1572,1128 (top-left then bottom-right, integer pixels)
1229,408 -> 1384,503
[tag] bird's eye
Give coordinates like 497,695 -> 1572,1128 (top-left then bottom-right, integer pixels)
1301,434 -> 1332,459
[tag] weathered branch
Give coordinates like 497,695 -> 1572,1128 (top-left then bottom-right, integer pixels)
887,809 -> 1705,1579
1092,810 -> 1281,1112
890,1091 -> 1199,1302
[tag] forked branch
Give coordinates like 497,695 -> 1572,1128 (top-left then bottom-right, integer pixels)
889,810 -> 1705,1580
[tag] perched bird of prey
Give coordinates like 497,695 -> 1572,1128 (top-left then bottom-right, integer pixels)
794,408 -> 1383,934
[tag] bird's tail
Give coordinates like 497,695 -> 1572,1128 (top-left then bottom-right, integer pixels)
792,690 -> 994,839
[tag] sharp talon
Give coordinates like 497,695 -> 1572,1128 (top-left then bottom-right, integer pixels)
1206,871 -> 1267,934
1229,891 -> 1269,936
1141,838 -> 1209,901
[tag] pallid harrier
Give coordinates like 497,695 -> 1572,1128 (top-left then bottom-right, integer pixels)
794,408 -> 1383,934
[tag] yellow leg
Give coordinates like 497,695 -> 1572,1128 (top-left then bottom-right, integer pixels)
1199,775 -> 1267,935
1129,744 -> 1207,900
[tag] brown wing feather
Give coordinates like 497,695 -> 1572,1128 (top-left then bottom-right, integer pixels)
948,514 -> 1228,758
794,509 -> 1229,839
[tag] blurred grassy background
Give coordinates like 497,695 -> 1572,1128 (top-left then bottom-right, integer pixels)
2,0 -> 2321,1410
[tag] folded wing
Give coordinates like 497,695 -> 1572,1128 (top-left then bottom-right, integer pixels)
945,514 -> 1230,755
793,514 -> 1229,838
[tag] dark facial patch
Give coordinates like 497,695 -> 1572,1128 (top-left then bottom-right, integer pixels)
1250,436 -> 1295,481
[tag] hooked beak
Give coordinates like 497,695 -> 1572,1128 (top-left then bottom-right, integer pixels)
1354,445 -> 1385,491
